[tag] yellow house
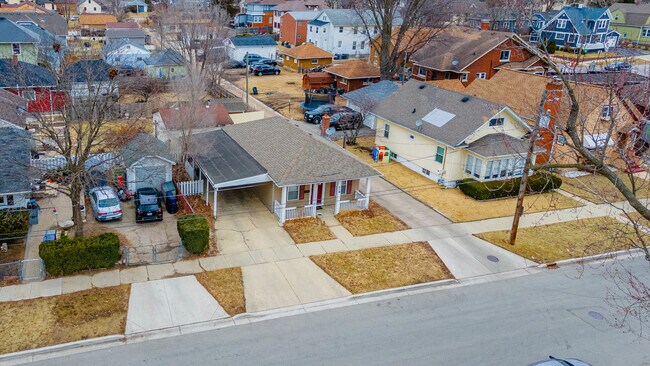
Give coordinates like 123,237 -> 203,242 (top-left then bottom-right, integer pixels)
372,80 -> 540,187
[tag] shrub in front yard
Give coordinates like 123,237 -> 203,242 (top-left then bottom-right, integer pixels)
39,233 -> 121,275
0,210 -> 29,242
177,214 -> 209,254
459,172 -> 562,200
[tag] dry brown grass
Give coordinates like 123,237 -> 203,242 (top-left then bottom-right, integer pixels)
336,201 -> 410,236
195,267 -> 245,316
476,217 -> 645,264
561,172 -> 650,204
225,69 -> 305,120
0,285 -> 130,354
0,243 -> 24,264
283,217 -> 336,244
343,137 -> 580,222
310,242 -> 452,294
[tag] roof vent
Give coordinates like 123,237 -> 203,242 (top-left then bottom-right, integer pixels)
412,108 -> 416,114
418,84 -> 426,90
461,96 -> 470,102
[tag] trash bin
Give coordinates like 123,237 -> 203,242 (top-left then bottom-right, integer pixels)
252,87 -> 258,95
165,190 -> 178,214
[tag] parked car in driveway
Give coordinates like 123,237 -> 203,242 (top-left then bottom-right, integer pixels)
242,54 -> 264,64
250,58 -> 277,68
528,356 -> 592,366
224,60 -> 246,69
330,109 -> 362,130
303,104 -> 343,124
134,187 -> 163,222
88,186 -> 122,221
251,64 -> 280,76
603,62 -> 631,71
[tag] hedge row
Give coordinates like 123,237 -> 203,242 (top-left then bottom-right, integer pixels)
459,172 -> 562,201
177,214 -> 209,254
0,210 -> 29,242
39,232 -> 121,275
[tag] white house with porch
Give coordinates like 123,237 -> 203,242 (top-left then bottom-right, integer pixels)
185,117 -> 381,222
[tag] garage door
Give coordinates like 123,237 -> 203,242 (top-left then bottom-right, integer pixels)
136,165 -> 167,191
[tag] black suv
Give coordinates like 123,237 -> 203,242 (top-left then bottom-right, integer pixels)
330,109 -> 363,130
135,187 -> 163,222
242,54 -> 263,64
251,64 -> 281,76
249,58 -> 278,68
303,104 -> 342,124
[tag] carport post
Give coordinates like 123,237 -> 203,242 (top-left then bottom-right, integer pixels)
280,186 -> 287,223
205,179 -> 209,205
364,177 -> 371,209
213,186 -> 218,219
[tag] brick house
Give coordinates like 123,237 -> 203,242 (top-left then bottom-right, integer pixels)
273,0 -> 325,33
279,11 -> 319,46
411,27 -> 546,86
324,60 -> 380,93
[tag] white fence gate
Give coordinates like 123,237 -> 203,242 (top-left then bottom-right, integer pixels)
30,153 -> 118,171
177,180 -> 204,196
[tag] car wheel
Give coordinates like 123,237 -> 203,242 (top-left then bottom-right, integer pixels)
275,70 -> 280,75
257,72 -> 262,76
313,117 -> 321,124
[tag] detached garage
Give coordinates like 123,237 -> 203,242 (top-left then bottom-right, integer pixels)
121,134 -> 175,192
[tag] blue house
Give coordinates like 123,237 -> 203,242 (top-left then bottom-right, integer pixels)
530,5 -> 619,52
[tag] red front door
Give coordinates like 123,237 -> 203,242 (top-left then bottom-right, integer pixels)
316,184 -> 324,206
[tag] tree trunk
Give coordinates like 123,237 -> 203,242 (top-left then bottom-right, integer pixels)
71,185 -> 84,237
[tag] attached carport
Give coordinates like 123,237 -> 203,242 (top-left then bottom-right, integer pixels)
189,129 -> 271,218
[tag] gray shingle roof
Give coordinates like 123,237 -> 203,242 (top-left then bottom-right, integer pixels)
66,60 -> 112,82
0,90 -> 27,127
229,35 -> 277,47
466,133 -> 543,158
0,124 -> 31,194
0,12 -> 67,37
189,129 -> 267,186
0,60 -> 56,88
120,133 -> 174,168
103,38 -> 149,54
313,9 -> 371,27
286,11 -> 320,21
371,80 -> 507,147
145,49 -> 184,66
105,27 -> 147,40
223,117 -> 381,186
341,80 -> 398,106
0,17 -> 39,44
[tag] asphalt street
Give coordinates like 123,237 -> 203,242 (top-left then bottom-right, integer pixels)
32,257 -> 650,366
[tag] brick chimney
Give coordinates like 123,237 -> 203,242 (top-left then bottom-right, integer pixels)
320,114 -> 331,136
480,19 -> 490,31
12,54 -> 18,65
535,78 -> 563,165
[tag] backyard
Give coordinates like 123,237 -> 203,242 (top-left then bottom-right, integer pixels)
343,137 -> 580,222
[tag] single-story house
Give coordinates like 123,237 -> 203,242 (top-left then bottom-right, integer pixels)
187,117 -> 381,220
372,80 -> 543,187
145,49 -> 186,79
78,13 -> 117,34
105,27 -> 147,45
281,42 -> 333,72
339,80 -> 398,129
120,133 -> 175,192
324,60 -> 381,93
224,35 -> 277,61
65,59 -> 116,99
102,38 -> 151,70
125,0 -> 147,13
0,89 -> 28,127
0,59 -> 64,114
0,120 -> 32,209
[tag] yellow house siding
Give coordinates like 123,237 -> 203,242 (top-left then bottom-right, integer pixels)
464,109 -> 528,145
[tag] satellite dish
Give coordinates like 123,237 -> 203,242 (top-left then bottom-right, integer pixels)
415,119 -> 422,127
325,127 -> 336,136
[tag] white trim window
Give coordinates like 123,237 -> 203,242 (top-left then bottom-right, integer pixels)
435,146 -> 444,163
484,158 -> 525,180
643,28 -> 650,37
464,155 -> 483,179
601,105 -> 614,119
287,186 -> 300,201
597,19 -> 607,29
417,66 -> 426,77
461,73 -> 468,82
556,19 -> 567,29
383,123 -> 390,138
499,50 -> 510,61
555,32 -> 565,40
12,43 -> 20,55
352,41 -> 357,50
476,72 -> 486,79
338,180 -> 348,195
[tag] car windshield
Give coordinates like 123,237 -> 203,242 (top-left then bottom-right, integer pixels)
139,204 -> 160,211
98,198 -> 119,208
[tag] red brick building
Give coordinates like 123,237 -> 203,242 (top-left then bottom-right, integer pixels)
324,60 -> 381,93
411,27 -> 546,86
279,11 -> 319,45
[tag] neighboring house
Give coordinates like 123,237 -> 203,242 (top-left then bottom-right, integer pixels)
78,13 -> 118,35
154,103 -> 234,142
306,9 -> 382,57
120,133 -> 175,193
186,117 -> 381,220
105,21 -> 139,29
324,60 -> 380,93
411,27 -> 546,86
273,1 -> 325,33
125,0 -> 147,13
17,21 -> 67,67
609,2 -> 650,46
224,35 -> 277,61
0,89 -> 27,127
66,59 -> 115,99
372,80 -> 540,187
339,80 -> 398,129
105,27 -> 147,45
530,5 -> 619,52
466,8 -> 521,33
0,1 -> 49,13
0,17 -> 39,65
369,26 -> 434,68
237,0 -> 279,28
279,10 -> 319,46
145,49 -> 186,79
77,0 -> 102,14
0,12 -> 68,43
103,39 -> 151,70
53,0 -> 78,18
0,121 -> 32,209
0,59 -> 63,113
281,42 -> 332,72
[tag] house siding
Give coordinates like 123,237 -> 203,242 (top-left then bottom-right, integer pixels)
0,193 -> 29,209
330,75 -> 379,93
280,14 -> 309,45
283,55 -> 332,72
146,64 -> 188,79
225,43 -> 277,61
258,180 -> 360,210
0,43 -> 38,65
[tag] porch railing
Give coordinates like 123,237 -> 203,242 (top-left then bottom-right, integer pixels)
273,201 -> 317,223
339,192 -> 368,212
273,200 -> 283,221
177,179 -> 204,196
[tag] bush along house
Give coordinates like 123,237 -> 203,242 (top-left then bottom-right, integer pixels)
530,5 -> 619,52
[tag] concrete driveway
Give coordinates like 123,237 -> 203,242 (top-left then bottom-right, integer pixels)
216,189 -> 294,254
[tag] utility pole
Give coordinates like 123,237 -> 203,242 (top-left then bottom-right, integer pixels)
509,90 -> 548,245
245,52 -> 249,106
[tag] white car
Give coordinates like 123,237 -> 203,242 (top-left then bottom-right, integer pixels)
89,187 -> 122,221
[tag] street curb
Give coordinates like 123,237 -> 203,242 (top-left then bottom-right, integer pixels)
0,335 -> 124,364
539,247 -> 646,268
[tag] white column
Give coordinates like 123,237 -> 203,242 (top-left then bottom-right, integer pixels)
280,186 -> 287,223
205,177 -> 209,205
334,181 -> 341,214
311,183 -> 317,206
213,187 -> 218,219
364,177 -> 371,210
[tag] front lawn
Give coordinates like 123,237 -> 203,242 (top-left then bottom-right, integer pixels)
0,285 -> 130,355
476,217 -> 646,264
335,201 -> 410,236
283,217 -> 336,243
310,242 -> 452,294
195,267 -> 245,316
561,172 -> 650,204
342,137 -> 580,222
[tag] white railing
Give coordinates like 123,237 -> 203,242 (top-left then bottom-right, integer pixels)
339,199 -> 367,212
177,180 -> 204,196
274,200 -> 283,221
30,152 -> 117,171
282,204 -> 317,222
285,206 -> 298,221
354,190 -> 365,200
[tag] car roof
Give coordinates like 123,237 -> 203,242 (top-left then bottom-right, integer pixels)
90,186 -> 116,200
137,187 -> 158,195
